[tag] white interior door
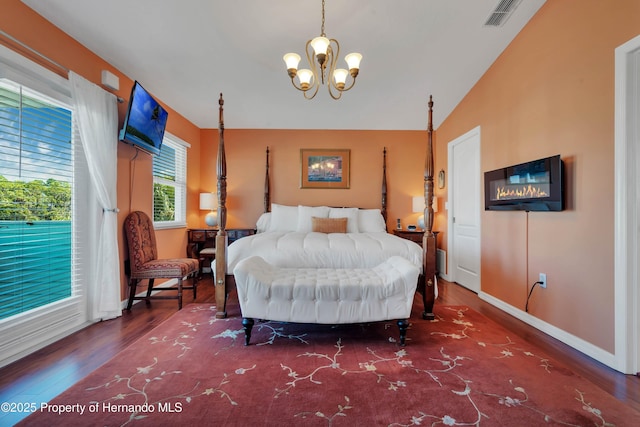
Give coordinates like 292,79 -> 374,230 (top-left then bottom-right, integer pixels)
448,127 -> 481,292
614,33 -> 640,375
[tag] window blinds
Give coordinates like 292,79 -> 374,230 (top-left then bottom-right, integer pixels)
152,134 -> 187,227
0,80 -> 76,320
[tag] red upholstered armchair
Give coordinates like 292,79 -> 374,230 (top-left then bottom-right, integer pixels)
124,211 -> 199,310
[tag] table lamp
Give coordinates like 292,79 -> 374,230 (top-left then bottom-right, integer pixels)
199,192 -> 218,227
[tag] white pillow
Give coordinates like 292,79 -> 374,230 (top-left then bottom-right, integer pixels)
256,212 -> 271,233
297,205 -> 330,232
329,207 -> 359,233
358,209 -> 387,233
269,204 -> 298,232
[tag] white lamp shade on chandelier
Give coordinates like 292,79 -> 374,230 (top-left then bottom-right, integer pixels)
283,0 -> 362,100
199,192 -> 218,227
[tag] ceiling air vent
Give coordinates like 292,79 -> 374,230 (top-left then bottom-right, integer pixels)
484,0 -> 522,27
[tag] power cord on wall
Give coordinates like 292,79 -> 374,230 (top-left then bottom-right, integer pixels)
523,210 -> 544,313
128,149 -> 140,212
525,280 -> 543,313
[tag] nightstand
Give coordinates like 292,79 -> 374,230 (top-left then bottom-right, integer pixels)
227,228 -> 256,243
393,230 -> 439,247
393,229 -> 424,246
188,228 -> 256,277
188,228 -> 218,276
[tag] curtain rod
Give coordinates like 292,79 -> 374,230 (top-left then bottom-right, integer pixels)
0,30 -> 124,103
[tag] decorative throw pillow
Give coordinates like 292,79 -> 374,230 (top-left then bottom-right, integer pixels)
311,216 -> 348,233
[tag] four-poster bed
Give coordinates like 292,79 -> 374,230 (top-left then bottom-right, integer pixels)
213,93 -> 437,321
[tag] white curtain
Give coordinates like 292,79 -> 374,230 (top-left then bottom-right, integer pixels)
69,71 -> 122,321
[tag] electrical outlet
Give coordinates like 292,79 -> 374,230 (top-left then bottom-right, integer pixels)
539,273 -> 547,288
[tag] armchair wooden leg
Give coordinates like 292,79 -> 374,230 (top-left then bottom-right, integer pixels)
126,278 -> 138,311
145,279 -> 155,306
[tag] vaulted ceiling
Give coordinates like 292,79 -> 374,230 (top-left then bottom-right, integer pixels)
22,0 -> 546,130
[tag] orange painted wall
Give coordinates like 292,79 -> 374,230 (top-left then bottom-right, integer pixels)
2,1 -> 202,299
199,128 -> 433,231
435,0 -> 640,352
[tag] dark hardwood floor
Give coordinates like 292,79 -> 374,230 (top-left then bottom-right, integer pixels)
1,276 -> 638,425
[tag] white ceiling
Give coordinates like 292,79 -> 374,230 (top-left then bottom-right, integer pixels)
22,0 -> 545,130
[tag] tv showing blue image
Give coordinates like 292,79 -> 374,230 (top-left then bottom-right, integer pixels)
119,81 -> 168,155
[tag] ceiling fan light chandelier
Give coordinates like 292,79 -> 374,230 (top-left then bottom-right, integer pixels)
283,0 -> 362,100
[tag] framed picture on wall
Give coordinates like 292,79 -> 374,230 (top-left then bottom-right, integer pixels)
300,149 -> 350,189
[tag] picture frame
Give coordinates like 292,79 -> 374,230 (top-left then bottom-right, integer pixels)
438,169 -> 446,189
300,149 -> 351,189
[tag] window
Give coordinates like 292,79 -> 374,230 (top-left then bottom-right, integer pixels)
0,44 -> 90,367
152,133 -> 188,228
0,80 -> 74,320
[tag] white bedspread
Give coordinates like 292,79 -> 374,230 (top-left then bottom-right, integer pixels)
227,231 -> 423,274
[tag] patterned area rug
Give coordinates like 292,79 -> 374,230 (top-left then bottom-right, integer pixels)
19,300 -> 640,426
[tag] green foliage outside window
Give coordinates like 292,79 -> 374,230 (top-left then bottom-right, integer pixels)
0,175 -> 71,220
153,183 -> 175,222
0,176 -> 177,222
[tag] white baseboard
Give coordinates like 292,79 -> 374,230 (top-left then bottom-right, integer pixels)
478,291 -> 618,371
0,321 -> 95,368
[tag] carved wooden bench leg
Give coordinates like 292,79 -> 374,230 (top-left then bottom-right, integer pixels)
397,319 -> 409,346
242,318 -> 254,346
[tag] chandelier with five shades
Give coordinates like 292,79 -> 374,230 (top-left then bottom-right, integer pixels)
283,0 -> 362,100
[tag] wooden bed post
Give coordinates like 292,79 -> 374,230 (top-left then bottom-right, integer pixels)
265,147 -> 270,213
422,95 -> 436,320
382,147 -> 388,225
215,93 -> 229,319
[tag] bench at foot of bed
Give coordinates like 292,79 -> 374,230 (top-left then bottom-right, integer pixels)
233,255 -> 420,346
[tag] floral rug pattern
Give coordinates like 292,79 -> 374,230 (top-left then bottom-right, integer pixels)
19,304 -> 639,427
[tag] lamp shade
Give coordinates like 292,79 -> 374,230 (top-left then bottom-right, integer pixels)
412,196 -> 424,213
413,196 -> 438,213
345,52 -> 362,70
333,69 -> 348,85
310,36 -> 330,56
297,69 -> 314,86
283,53 -> 301,70
199,192 -> 216,210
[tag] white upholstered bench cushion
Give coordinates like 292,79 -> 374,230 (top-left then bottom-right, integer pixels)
234,255 -> 420,324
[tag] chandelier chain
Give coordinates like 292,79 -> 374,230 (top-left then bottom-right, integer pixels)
320,0 -> 326,37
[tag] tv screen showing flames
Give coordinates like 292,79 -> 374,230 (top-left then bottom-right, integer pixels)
484,155 -> 564,211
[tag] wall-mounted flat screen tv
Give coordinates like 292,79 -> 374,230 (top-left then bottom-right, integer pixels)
484,154 -> 564,211
119,81 -> 168,156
